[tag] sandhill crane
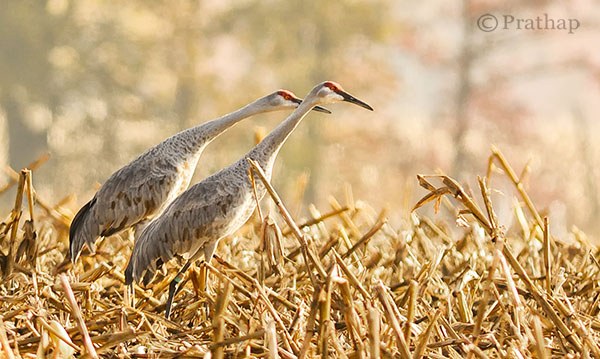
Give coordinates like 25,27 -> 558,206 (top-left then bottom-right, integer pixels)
69,90 -> 330,263
124,81 -> 373,318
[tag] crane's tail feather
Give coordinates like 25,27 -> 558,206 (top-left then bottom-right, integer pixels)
142,259 -> 161,286
125,220 -> 173,286
124,260 -> 135,285
69,197 -> 97,263
125,254 -> 163,286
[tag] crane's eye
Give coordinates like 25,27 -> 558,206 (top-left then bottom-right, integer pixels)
278,91 -> 294,101
324,81 -> 341,93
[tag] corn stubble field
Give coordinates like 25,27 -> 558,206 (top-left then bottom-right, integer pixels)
0,146 -> 599,358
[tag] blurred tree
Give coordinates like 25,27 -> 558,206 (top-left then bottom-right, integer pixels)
0,1 -> 58,170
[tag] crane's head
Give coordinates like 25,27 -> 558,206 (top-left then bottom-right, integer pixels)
311,81 -> 374,111
266,90 -> 331,113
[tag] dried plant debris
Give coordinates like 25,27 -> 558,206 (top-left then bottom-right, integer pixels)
0,148 -> 599,358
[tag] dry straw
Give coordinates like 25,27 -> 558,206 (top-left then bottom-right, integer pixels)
0,147 -> 599,358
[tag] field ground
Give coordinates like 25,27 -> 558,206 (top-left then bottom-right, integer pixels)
0,147 -> 599,358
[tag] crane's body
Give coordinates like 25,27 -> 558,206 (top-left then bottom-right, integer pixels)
126,157 -> 261,285
123,81 -> 373,318
69,90 -> 327,263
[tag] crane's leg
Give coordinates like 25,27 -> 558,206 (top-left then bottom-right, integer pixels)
202,240 -> 218,291
199,240 -> 219,318
128,283 -> 136,308
164,261 -> 192,319
164,249 -> 203,319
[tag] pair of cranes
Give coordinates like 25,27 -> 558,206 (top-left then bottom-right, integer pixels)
69,81 -> 373,318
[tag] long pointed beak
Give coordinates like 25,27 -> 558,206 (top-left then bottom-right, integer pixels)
312,105 -> 332,114
339,91 -> 374,111
292,98 -> 332,114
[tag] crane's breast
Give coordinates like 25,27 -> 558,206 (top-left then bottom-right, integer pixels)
175,154 -> 202,194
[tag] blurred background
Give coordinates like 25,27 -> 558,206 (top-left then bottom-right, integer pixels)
1,0 -> 599,236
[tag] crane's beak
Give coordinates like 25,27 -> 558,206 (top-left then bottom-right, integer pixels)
292,97 -> 332,114
312,105 -> 332,114
338,91 -> 374,111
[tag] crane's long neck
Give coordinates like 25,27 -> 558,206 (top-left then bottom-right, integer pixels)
248,97 -> 318,176
175,101 -> 266,155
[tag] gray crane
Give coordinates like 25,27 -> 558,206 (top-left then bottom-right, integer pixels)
69,90 -> 329,263
123,81 -> 373,318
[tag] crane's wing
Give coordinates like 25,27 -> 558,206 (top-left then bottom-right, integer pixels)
69,152 -> 183,263
125,173 -> 248,285
94,155 -> 181,233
